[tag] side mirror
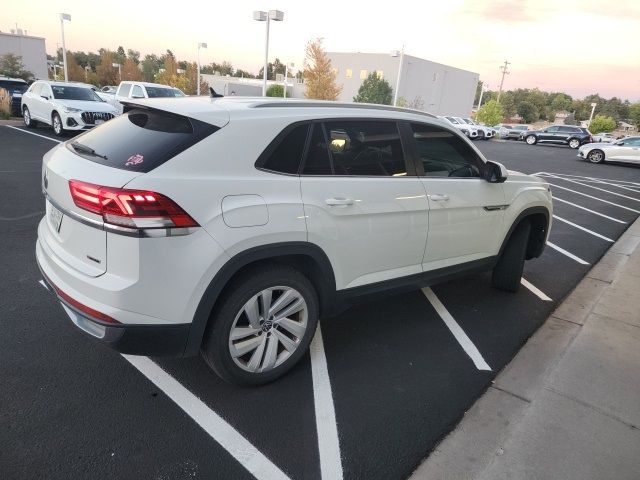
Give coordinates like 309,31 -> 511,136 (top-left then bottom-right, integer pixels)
615,141 -> 624,146
483,160 -> 508,183
41,95 -> 49,100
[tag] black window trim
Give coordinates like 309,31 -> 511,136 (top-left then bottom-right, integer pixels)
404,120 -> 488,180
255,117 -> 418,178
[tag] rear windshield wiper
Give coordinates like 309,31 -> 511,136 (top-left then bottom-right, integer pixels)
70,141 -> 108,160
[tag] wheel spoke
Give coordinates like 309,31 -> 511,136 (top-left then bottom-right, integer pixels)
274,330 -> 298,352
246,335 -> 268,372
259,289 -> 272,318
275,317 -> 306,338
261,335 -> 279,370
268,289 -> 298,317
243,295 -> 261,329
230,335 -> 263,358
273,298 -> 304,321
230,326 -> 260,341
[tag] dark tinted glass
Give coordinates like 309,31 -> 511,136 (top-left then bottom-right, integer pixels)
411,123 -> 482,178
0,80 -> 28,94
547,126 -> 559,132
262,123 -> 309,174
146,86 -> 185,98
302,124 -> 332,175
67,109 -> 219,172
323,120 -> 406,176
51,86 -> 101,101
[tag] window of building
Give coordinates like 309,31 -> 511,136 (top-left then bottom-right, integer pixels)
345,69 -> 352,79
376,70 -> 384,79
360,69 -> 368,80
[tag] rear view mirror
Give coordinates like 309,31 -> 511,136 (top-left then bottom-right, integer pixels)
483,161 -> 508,183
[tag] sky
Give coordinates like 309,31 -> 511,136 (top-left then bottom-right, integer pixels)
4,0 -> 640,100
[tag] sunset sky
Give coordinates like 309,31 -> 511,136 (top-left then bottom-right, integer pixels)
4,0 -> 640,100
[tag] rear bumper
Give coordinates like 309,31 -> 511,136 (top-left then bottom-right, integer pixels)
38,265 -> 190,356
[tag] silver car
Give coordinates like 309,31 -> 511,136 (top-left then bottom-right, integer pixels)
577,136 -> 640,164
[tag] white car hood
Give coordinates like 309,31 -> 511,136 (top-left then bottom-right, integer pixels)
54,99 -> 117,112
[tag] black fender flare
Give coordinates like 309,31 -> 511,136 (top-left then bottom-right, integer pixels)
183,241 -> 336,356
497,206 -> 551,260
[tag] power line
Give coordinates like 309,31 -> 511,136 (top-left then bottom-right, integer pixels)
497,60 -> 510,102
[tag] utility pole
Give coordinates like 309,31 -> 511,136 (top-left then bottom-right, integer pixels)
497,60 -> 510,102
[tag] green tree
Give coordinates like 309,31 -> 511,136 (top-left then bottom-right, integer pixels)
589,115 -> 616,133
629,103 -> 640,128
303,38 -> 341,100
235,69 -> 254,78
127,49 -> 140,64
517,101 -> 539,123
353,72 -> 392,105
550,93 -> 572,112
476,99 -> 504,125
0,53 -> 34,80
266,84 -> 284,97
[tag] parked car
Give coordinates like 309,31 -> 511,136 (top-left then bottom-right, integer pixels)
460,117 -> 494,140
104,81 -> 186,114
492,124 -> 511,138
523,125 -> 592,149
505,125 -> 529,140
36,97 -> 553,385
0,76 -> 29,116
577,136 -> 640,164
21,81 -> 118,136
592,132 -> 617,143
101,86 -> 117,94
439,115 -> 479,139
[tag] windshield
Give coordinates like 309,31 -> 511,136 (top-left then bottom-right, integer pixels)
145,86 -> 186,98
51,86 -> 102,101
463,118 -> 477,125
0,81 -> 29,94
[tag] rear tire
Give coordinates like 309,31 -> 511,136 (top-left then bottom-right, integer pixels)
23,106 -> 37,128
52,112 -> 64,136
587,149 -> 605,163
201,265 -> 319,386
492,221 -> 531,292
525,135 -> 537,145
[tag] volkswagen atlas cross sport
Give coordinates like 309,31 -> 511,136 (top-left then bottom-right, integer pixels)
36,97 -> 553,385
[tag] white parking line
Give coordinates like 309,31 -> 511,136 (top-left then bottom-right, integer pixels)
310,324 -> 344,480
545,172 -> 640,187
567,178 -> 640,193
5,125 -> 62,143
546,241 -> 590,265
38,279 -> 49,290
422,287 -> 491,371
122,355 -> 292,480
552,197 -> 627,224
552,215 -> 614,242
541,173 -> 640,203
544,182 -> 640,213
520,278 -> 552,301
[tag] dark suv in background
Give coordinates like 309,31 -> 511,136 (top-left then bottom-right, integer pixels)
524,125 -> 592,149
0,77 -> 29,116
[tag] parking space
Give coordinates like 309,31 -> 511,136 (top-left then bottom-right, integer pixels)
3,127 -> 640,480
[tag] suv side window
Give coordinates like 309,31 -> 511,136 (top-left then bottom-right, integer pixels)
322,120 -> 407,176
302,123 -> 333,175
40,84 -> 52,99
118,83 -> 132,97
558,126 -> 577,133
131,85 -> 144,98
546,126 -> 559,133
410,123 -> 482,178
260,123 -> 310,174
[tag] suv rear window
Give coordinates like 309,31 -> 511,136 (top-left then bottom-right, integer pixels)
67,108 -> 219,172
0,80 -> 28,94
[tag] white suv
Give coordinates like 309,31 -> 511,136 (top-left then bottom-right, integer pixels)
440,115 -> 480,139
36,97 -> 553,385
22,81 -> 118,136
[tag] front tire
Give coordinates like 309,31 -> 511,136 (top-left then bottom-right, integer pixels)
568,138 -> 580,149
201,265 -> 319,386
587,149 -> 605,163
52,112 -> 64,136
492,221 -> 531,292
525,135 -> 537,145
23,106 -> 37,128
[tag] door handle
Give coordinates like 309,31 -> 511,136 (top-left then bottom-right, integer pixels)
325,197 -> 354,206
429,194 -> 449,202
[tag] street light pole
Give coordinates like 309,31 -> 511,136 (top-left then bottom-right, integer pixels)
112,63 -> 121,82
59,13 -> 71,82
283,62 -> 294,98
392,45 -> 404,107
477,82 -> 487,110
497,60 -> 510,102
197,42 -> 207,95
253,10 -> 284,97
588,102 -> 597,127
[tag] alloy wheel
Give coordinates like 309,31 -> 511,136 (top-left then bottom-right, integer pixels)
23,108 -> 30,126
569,139 -> 580,149
526,135 -> 536,145
588,150 -> 604,163
53,115 -> 62,135
228,286 -> 308,373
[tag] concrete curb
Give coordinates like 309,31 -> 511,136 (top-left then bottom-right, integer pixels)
410,217 -> 640,480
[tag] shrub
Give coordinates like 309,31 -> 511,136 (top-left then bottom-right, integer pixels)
266,84 -> 284,97
0,88 -> 11,119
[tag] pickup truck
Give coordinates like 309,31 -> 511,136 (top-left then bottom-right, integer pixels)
103,81 -> 186,114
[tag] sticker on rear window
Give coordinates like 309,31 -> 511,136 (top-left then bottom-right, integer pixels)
125,154 -> 144,166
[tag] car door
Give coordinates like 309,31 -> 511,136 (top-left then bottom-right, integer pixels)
557,126 -> 577,144
540,126 -> 559,142
610,138 -> 640,163
24,82 -> 42,119
37,84 -> 54,124
299,119 -> 430,290
406,122 -> 506,270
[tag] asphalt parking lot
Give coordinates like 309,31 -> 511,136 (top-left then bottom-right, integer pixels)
2,125 -> 640,480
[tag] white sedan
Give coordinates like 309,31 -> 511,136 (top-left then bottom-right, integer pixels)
21,81 -> 118,136
577,136 -> 640,164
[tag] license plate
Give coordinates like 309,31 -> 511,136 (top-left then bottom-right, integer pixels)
49,203 -> 63,233
13,93 -> 22,98
95,119 -> 104,125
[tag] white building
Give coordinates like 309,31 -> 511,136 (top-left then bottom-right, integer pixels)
0,30 -> 47,79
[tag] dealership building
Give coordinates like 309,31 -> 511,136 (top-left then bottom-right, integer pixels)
0,29 -> 47,80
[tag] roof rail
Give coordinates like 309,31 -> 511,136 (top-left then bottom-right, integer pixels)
252,101 -> 436,118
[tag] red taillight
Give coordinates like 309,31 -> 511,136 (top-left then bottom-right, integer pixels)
42,272 -> 119,324
69,180 -> 198,229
